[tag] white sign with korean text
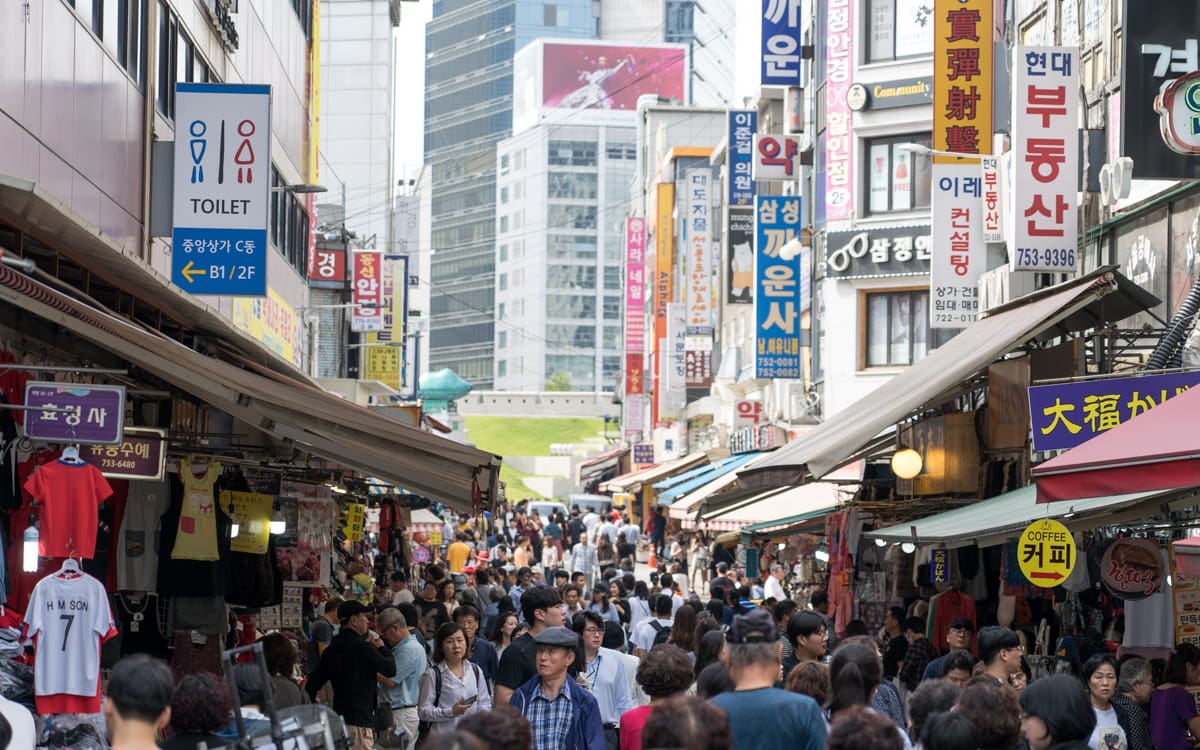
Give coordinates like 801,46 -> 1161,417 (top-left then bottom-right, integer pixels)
658,304 -> 687,420
931,163 -> 984,329
1009,46 -> 1079,272
685,169 -> 713,340
733,400 -> 764,428
752,134 -> 801,181
981,156 -> 1003,243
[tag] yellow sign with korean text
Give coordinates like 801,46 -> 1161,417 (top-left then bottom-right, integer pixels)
232,288 -> 298,365
932,0 -> 993,162
1017,518 -> 1076,587
343,503 -> 366,542
364,346 -> 401,389
220,491 -> 273,555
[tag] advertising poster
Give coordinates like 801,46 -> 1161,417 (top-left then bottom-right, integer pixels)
543,43 -> 685,110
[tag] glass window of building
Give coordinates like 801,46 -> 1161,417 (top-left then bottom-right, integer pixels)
864,135 -> 933,215
548,205 -> 597,230
548,141 -> 597,167
866,0 -> 936,62
548,235 -> 597,260
864,290 -> 932,367
548,173 -> 598,200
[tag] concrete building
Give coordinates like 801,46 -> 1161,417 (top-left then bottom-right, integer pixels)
424,0 -> 597,387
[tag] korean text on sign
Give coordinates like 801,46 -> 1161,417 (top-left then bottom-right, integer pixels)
625,217 -> 647,359
728,111 -> 757,206
351,250 -> 384,332
1009,47 -> 1079,272
761,0 -> 802,86
1017,519 -> 1076,587
1028,369 -> 1200,451
930,165 -> 984,329
23,382 -> 126,445
824,0 -> 853,222
754,196 -> 804,379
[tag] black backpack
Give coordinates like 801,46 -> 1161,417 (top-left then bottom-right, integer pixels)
649,620 -> 672,647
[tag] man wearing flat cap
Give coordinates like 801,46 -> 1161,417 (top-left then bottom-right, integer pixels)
710,608 -> 827,750
306,600 -> 398,750
509,626 -> 605,750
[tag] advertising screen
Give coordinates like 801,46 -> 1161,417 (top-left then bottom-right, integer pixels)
543,43 -> 686,111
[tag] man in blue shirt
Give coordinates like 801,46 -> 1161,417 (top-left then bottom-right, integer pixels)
510,627 -> 604,750
710,608 -> 827,750
378,607 -> 427,750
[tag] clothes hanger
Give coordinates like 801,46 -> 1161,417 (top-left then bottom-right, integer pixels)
56,540 -> 81,579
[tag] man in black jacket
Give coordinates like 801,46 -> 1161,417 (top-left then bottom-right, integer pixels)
306,601 -> 397,750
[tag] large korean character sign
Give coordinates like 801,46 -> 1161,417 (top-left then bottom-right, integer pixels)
754,196 -> 803,379
351,250 -> 384,332
761,0 -> 802,86
1009,47 -> 1079,272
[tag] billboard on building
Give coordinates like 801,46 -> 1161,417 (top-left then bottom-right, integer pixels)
542,42 -> 686,111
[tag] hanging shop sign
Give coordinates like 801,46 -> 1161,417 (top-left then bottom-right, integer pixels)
412,545 -> 431,564
824,0 -> 854,222
343,503 -> 367,542
171,83 -> 271,296
660,303 -> 687,420
350,250 -> 384,332
930,168 -> 984,328
685,169 -> 713,388
625,217 -> 647,361
980,156 -> 1003,243
733,400 -> 764,427
727,208 -> 755,305
752,134 -> 801,181
632,442 -> 655,467
847,76 -> 934,111
308,246 -> 345,286
1028,370 -> 1200,451
729,424 -> 786,455
728,111 -> 757,206
221,491 -> 273,554
200,0 -> 239,51
1156,71 -> 1200,155
824,225 -> 932,279
232,287 -> 298,366
754,196 -> 804,379
930,549 -> 949,584
1101,537 -> 1165,600
761,0 -> 803,86
24,382 -> 125,445
1122,2 -> 1200,179
1018,518 -> 1077,588
1172,547 -> 1200,646
83,427 -> 166,480
1009,47 -> 1079,272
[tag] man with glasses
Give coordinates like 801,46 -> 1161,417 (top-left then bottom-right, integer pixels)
377,607 -> 426,750
572,611 -> 631,750
977,625 -> 1023,685
920,618 -> 975,681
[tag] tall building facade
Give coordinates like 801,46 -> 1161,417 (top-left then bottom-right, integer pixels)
424,0 -> 596,386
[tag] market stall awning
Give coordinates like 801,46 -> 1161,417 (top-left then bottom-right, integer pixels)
0,265 -> 500,513
1033,383 -> 1200,502
599,452 -> 709,493
741,268 -> 1128,485
666,452 -> 783,519
866,484 -> 1199,548
656,453 -> 762,504
686,482 -> 848,532
409,509 -> 444,534
577,447 -> 628,482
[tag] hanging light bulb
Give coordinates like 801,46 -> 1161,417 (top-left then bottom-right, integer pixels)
270,509 -> 286,535
874,538 -> 887,547
229,514 -> 241,539
901,542 -> 916,554
891,448 -> 923,480
23,523 -> 39,573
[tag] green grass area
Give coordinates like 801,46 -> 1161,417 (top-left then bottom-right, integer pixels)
500,464 -> 544,500
464,416 -> 607,457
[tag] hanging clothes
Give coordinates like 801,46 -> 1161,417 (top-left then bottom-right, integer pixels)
171,460 -> 222,561
23,459 -> 113,559
116,478 -> 172,592
928,589 -> 977,652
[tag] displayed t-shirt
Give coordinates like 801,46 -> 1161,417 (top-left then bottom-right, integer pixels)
25,570 -> 116,714
116,478 -> 171,591
172,462 -> 221,561
23,460 -> 113,559
1091,706 -> 1128,750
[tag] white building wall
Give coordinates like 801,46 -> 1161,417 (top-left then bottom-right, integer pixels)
691,0 -> 737,107
597,0 -> 663,41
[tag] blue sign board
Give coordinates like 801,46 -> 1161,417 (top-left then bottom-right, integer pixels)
1029,370 -> 1200,452
728,110 -> 757,207
761,0 -> 802,86
632,443 -> 655,466
753,196 -> 803,379
171,83 -> 272,296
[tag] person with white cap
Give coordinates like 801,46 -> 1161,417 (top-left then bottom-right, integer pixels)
509,626 -> 605,750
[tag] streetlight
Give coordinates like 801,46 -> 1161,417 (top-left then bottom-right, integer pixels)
896,143 -> 984,161
271,183 -> 328,194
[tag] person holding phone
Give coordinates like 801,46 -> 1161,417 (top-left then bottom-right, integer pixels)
418,622 -> 492,735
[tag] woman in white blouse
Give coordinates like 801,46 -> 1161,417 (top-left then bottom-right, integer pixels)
417,622 -> 492,733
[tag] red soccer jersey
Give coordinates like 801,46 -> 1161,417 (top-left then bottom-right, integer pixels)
23,460 -> 113,559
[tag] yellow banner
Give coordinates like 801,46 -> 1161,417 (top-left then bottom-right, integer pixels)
220,491 -> 273,555
364,345 -> 401,389
933,0 -> 993,162
343,503 -> 366,542
232,288 -> 297,365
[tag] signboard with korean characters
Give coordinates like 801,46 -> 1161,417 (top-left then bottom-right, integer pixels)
753,134 -> 800,181
1018,518 -> 1077,588
1028,370 -> 1200,451
24,382 -> 125,445
171,83 -> 271,296
930,167 -> 984,328
1009,47 -> 1079,272
83,427 -> 167,480
733,400 -> 764,427
625,217 -> 647,364
350,250 -> 384,332
823,0 -> 854,222
728,111 -> 757,206
307,246 -> 345,287
1101,537 -> 1165,600
754,196 -> 804,379
761,0 -> 802,86
632,442 -> 655,467
980,156 -> 1003,243
824,225 -> 932,279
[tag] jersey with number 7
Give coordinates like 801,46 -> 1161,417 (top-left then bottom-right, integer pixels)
26,574 -> 116,700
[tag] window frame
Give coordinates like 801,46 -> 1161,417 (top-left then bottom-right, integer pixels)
864,0 -> 936,64
862,133 -> 933,217
859,287 -> 932,370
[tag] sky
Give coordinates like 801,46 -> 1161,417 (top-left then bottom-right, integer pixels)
394,0 -> 433,179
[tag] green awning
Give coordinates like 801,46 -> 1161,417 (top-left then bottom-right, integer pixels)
866,484 -> 1200,549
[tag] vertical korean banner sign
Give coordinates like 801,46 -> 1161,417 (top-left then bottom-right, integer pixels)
624,218 -> 647,396
660,303 -> 687,420
754,196 -> 804,379
931,0 -> 992,329
1009,47 -> 1079,272
351,250 -> 384,332
761,0 -> 803,86
728,111 -> 757,207
824,0 -> 853,222
653,184 -> 675,426
685,169 -> 712,388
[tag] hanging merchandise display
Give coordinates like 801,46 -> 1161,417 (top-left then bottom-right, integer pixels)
24,560 -> 116,714
22,458 -> 113,559
115,478 -> 171,592
172,460 -> 222,561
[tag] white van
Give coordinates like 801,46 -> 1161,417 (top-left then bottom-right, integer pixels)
526,500 -> 568,522
568,494 -> 613,517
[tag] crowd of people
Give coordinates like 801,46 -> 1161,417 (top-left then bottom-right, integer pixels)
88,502 -> 1200,750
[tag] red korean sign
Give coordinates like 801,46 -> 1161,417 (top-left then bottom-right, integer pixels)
351,250 -> 383,332
752,134 -> 800,181
625,353 -> 644,395
308,247 -> 345,284
1009,46 -> 1079,272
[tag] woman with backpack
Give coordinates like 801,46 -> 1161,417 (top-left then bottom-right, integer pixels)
417,622 -> 492,737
